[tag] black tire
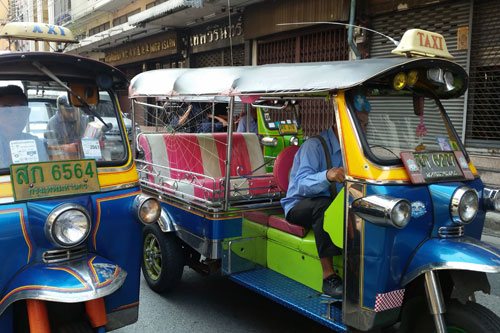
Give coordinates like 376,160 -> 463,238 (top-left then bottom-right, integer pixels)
400,297 -> 500,333
141,224 -> 184,293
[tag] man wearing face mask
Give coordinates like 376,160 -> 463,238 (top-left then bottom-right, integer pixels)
0,85 -> 48,168
47,95 -> 89,158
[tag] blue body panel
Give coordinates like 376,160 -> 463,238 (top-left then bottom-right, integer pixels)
403,237 -> 500,285
160,200 -> 242,239
0,186 -> 142,326
360,179 -> 491,310
0,204 -> 34,289
428,179 -> 485,239
360,184 -> 432,310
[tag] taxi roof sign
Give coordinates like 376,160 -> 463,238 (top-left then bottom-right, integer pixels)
0,22 -> 78,43
392,29 -> 453,59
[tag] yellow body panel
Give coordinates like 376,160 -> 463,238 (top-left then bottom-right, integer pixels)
335,91 -> 478,182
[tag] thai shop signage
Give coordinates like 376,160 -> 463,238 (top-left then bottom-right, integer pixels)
189,14 -> 243,53
105,31 -> 178,66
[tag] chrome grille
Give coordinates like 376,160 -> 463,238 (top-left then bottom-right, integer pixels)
438,226 -> 465,238
42,245 -> 87,263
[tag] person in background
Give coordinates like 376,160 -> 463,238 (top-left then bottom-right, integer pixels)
0,85 -> 48,168
236,107 -> 258,134
47,94 -> 89,158
198,103 -> 228,133
170,102 -> 205,133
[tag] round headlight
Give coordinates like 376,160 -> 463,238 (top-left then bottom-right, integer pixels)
451,187 -> 479,224
289,136 -> 299,146
393,72 -> 407,90
46,204 -> 91,248
261,137 -> 278,147
408,70 -> 419,86
494,191 -> 500,212
390,200 -> 411,228
139,198 -> 161,224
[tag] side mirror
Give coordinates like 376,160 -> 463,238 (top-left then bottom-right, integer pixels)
68,83 -> 99,106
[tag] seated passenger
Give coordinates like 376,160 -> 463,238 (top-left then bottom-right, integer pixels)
281,97 -> 369,299
171,102 -> 205,133
236,108 -> 258,134
198,103 -> 228,133
47,95 -> 89,157
0,85 -> 49,168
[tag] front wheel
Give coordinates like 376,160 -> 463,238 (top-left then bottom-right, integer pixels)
142,224 -> 184,293
400,297 -> 500,332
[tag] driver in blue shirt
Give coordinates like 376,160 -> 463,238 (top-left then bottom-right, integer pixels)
281,93 -> 370,299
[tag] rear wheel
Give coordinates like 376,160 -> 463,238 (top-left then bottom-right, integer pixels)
400,297 -> 500,333
142,224 -> 184,293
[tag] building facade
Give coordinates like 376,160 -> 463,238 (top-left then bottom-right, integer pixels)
7,0 -> 500,183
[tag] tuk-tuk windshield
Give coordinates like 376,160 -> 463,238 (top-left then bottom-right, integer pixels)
0,81 -> 128,171
352,88 -> 464,164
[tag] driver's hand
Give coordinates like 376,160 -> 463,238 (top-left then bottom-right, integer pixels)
326,167 -> 345,183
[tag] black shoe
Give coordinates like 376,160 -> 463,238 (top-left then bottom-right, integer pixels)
322,274 -> 343,299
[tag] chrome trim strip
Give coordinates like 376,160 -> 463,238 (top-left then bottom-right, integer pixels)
438,226 -> 464,238
175,225 -> 222,259
345,175 -> 411,185
42,245 -> 87,263
402,262 -> 500,286
0,258 -> 127,316
100,181 -> 140,192
157,209 -> 175,232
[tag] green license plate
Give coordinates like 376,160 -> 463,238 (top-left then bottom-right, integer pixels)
279,123 -> 298,135
10,160 -> 100,201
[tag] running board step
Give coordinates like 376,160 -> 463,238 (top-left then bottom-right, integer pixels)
230,268 -> 346,331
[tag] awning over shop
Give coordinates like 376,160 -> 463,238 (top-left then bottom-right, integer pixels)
128,0 -> 203,26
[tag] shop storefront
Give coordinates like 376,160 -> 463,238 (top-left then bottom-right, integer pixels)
104,30 -> 184,121
244,0 -> 350,136
188,14 -> 246,68
366,0 -> 500,184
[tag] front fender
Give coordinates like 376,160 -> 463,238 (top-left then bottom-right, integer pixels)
0,254 -> 126,316
401,237 -> 500,286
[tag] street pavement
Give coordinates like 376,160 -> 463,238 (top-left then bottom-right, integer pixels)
115,214 -> 500,332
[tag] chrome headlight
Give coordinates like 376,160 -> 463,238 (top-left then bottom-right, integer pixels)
450,186 -> 479,224
484,187 -> 500,212
352,195 -> 412,229
289,136 -> 299,146
132,194 -> 161,224
261,137 -> 278,147
45,204 -> 91,248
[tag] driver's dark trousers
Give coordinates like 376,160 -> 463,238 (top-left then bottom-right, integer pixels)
286,196 -> 341,258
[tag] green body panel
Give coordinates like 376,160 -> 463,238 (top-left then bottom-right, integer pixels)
266,224 -> 343,291
222,218 -> 268,268
324,188 -> 345,248
223,209 -> 344,291
267,239 -> 323,291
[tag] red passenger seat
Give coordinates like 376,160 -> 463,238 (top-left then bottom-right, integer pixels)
138,132 -> 279,201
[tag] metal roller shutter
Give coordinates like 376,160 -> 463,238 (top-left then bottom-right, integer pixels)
466,0 -> 500,148
257,27 -> 348,136
369,1 -> 471,141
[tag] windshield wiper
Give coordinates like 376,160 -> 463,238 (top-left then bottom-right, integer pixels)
32,61 -> 110,128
